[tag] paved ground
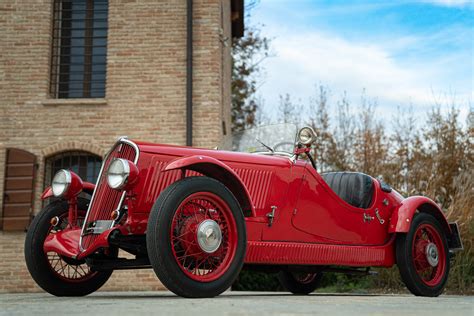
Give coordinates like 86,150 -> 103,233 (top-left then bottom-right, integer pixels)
1,291 -> 472,315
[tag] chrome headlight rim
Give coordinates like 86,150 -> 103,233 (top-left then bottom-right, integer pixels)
297,127 -> 317,145
107,158 -> 131,190
52,169 -> 72,197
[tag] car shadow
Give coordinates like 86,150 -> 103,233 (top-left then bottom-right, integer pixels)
224,292 -> 381,297
86,292 -> 382,300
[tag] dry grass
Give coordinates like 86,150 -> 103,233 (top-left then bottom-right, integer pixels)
372,168 -> 474,295
445,169 -> 474,294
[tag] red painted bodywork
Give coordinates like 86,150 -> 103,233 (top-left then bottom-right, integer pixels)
41,181 -> 96,200
388,196 -> 451,234
64,171 -> 84,199
43,227 -> 117,260
45,139 -> 453,268
44,228 -> 82,258
164,155 -> 255,216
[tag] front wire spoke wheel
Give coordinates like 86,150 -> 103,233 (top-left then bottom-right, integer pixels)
170,192 -> 237,282
24,198 -> 116,296
147,176 -> 246,298
46,252 -> 93,282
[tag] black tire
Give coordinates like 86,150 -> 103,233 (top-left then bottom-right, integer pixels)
278,271 -> 323,294
146,176 -> 247,298
396,213 -> 450,297
24,198 -> 114,296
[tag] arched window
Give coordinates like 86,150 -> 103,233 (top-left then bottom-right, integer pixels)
44,151 -> 102,188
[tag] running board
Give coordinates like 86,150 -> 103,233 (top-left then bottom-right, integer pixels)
244,240 -> 395,267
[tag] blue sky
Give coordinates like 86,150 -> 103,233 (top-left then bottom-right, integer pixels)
250,0 -> 473,123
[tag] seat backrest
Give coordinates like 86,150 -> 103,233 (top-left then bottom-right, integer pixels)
321,172 -> 374,209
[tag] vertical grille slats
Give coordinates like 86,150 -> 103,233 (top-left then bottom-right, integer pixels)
80,141 -> 138,250
234,169 -> 274,210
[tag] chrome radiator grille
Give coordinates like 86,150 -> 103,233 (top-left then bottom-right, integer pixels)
80,139 -> 139,251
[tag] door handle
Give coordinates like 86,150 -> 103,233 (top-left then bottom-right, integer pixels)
363,213 -> 374,222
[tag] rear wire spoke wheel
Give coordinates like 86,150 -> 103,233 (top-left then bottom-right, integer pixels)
24,198 -> 115,296
278,270 -> 323,294
147,176 -> 246,298
396,213 -> 450,297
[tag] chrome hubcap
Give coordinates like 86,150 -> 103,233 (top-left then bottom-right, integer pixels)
197,219 -> 222,253
425,242 -> 439,267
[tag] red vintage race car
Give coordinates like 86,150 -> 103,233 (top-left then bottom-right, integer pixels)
25,124 -> 462,298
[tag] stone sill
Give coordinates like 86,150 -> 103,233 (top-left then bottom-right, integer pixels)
42,98 -> 107,106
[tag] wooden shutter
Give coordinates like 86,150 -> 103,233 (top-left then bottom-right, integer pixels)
2,148 -> 36,231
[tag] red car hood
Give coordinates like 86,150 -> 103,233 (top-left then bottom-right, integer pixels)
134,141 -> 294,167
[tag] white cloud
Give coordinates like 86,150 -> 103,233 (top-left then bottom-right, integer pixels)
257,29 -> 472,122
421,0 -> 472,7
421,0 -> 472,8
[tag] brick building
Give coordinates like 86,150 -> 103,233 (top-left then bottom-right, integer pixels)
0,0 -> 244,293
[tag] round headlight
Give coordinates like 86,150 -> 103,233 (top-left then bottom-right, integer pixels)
297,127 -> 317,145
107,159 -> 130,190
52,169 -> 71,197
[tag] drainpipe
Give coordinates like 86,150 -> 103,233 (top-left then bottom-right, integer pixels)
186,0 -> 193,146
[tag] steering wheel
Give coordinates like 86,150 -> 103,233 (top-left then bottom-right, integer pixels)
273,141 -> 295,153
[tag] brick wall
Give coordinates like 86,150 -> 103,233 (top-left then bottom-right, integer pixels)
0,231 -> 165,293
0,0 -> 234,293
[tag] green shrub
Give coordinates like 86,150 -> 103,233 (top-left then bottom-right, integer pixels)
232,270 -> 282,291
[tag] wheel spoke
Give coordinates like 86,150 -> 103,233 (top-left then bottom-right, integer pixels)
79,264 -> 88,277
176,251 -> 205,261
169,192 -> 237,282
192,257 -> 209,275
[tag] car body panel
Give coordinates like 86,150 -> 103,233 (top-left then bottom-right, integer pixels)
163,155 -> 255,216
245,237 -> 395,267
42,138 -> 456,269
388,196 -> 451,234
41,182 -> 96,200
293,166 -> 398,245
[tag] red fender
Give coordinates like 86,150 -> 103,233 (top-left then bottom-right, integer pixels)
83,182 -> 96,195
43,227 -> 81,258
164,155 -> 255,217
40,181 -> 96,200
40,187 -> 54,200
43,226 -> 117,260
388,196 -> 451,235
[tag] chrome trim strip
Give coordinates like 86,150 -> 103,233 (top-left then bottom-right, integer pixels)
79,137 -> 140,251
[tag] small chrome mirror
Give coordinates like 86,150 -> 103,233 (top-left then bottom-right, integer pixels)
297,127 -> 317,145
